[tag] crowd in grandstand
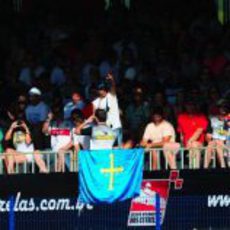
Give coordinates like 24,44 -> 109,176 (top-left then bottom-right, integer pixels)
0,1 -> 229,173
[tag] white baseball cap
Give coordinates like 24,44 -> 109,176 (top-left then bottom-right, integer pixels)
29,87 -> 42,96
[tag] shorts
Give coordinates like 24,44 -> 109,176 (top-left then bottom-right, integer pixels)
163,143 -> 180,154
17,144 -> 35,162
25,154 -> 34,162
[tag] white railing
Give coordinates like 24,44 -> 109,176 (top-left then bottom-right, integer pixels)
0,146 -> 229,174
147,146 -> 230,170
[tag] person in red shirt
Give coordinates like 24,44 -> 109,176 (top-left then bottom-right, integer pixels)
177,99 -> 208,169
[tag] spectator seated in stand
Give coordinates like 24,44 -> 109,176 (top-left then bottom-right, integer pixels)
141,106 -> 180,170
64,90 -> 85,120
125,88 -> 150,143
1,1 -> 230,174
7,93 -> 28,123
177,97 -> 208,169
25,87 -> 50,151
205,106 -> 228,168
4,119 -> 48,174
72,110 -> 91,151
42,105 -> 73,172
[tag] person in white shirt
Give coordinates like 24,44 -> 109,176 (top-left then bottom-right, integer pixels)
68,112 -> 91,171
141,106 -> 180,170
43,107 -> 73,172
92,73 -> 122,146
72,113 -> 91,151
4,120 -> 48,174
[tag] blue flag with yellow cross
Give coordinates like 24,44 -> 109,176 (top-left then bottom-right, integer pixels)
79,148 -> 144,204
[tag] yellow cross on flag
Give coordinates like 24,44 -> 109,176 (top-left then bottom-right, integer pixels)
101,154 -> 124,191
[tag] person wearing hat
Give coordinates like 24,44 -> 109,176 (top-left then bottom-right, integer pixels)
25,87 -> 49,150
26,87 -> 49,125
92,73 -> 122,146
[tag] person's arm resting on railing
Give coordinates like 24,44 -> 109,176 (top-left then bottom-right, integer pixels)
150,136 -> 171,148
141,136 -> 171,149
187,128 -> 203,145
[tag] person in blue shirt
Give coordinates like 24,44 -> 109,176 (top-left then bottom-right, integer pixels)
63,90 -> 85,120
25,87 -> 49,150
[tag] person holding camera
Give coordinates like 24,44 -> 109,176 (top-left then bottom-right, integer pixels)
92,73 -> 122,147
4,120 -> 48,174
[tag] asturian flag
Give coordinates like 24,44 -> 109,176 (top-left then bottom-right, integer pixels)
79,148 -> 144,204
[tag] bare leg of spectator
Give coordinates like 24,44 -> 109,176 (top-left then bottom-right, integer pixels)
73,144 -> 80,172
57,149 -> 66,172
5,148 -> 27,174
34,151 -> 48,173
163,150 -> 176,169
163,143 -> 180,169
4,149 -> 15,174
215,140 -> 226,168
151,150 -> 158,170
189,142 -> 201,169
57,143 -> 73,172
204,141 -> 215,168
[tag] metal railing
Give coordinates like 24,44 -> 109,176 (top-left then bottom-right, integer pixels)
0,146 -> 229,175
147,146 -> 230,170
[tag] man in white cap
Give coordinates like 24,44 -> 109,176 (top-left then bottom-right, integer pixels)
26,87 -> 49,124
25,87 -> 49,150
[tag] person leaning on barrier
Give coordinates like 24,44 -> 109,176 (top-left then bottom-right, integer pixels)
140,106 -> 180,170
4,119 -> 48,174
42,106 -> 73,172
204,106 -> 228,168
91,109 -> 117,150
177,98 -> 208,169
75,109 -> 117,150
72,110 -> 91,151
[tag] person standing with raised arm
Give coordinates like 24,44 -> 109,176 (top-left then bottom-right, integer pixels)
92,73 -> 122,147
